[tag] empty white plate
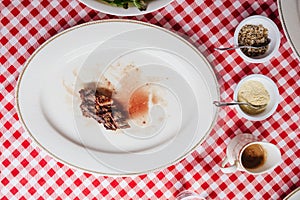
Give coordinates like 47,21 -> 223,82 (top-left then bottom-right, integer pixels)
278,0 -> 300,60
284,187 -> 300,200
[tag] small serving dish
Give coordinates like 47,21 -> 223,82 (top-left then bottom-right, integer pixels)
233,74 -> 280,121
234,15 -> 280,63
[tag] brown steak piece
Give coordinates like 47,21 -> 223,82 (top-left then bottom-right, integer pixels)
79,88 -> 130,131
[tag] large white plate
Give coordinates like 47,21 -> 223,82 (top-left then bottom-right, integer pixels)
16,19 -> 219,176
278,0 -> 300,60
79,0 -> 174,16
284,187 -> 300,200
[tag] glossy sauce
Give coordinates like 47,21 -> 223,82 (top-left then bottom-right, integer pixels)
128,87 -> 149,120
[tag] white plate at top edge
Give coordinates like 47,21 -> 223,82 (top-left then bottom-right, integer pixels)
284,187 -> 300,200
278,0 -> 300,61
16,19 -> 220,176
79,0 -> 174,16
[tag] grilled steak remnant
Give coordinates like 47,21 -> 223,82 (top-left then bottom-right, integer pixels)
79,88 -> 130,131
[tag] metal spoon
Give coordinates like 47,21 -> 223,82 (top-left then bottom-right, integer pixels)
214,38 -> 271,51
213,100 -> 267,109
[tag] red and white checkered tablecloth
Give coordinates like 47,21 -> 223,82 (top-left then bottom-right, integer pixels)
1,0 -> 300,199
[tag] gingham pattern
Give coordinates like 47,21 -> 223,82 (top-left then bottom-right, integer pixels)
1,0 -> 299,199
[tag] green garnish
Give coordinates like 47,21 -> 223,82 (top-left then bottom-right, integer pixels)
101,0 -> 147,11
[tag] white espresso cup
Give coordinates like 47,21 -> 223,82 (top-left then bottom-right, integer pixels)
221,133 -> 281,174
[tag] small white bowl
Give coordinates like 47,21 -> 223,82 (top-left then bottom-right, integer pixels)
233,74 -> 279,121
234,15 -> 280,63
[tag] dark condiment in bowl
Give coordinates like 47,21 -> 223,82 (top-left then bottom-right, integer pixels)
238,24 -> 269,57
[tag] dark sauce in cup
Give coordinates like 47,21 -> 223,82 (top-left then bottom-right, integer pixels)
241,144 -> 266,169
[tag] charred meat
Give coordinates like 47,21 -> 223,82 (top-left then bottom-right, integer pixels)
79,88 -> 130,131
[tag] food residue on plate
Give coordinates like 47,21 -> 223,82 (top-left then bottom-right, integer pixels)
128,86 -> 149,123
79,87 -> 130,131
128,83 -> 165,126
237,80 -> 270,115
238,24 -> 269,57
78,63 -> 166,131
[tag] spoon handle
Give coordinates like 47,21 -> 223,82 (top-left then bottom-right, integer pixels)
214,46 -> 262,51
215,38 -> 271,51
213,101 -> 247,107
